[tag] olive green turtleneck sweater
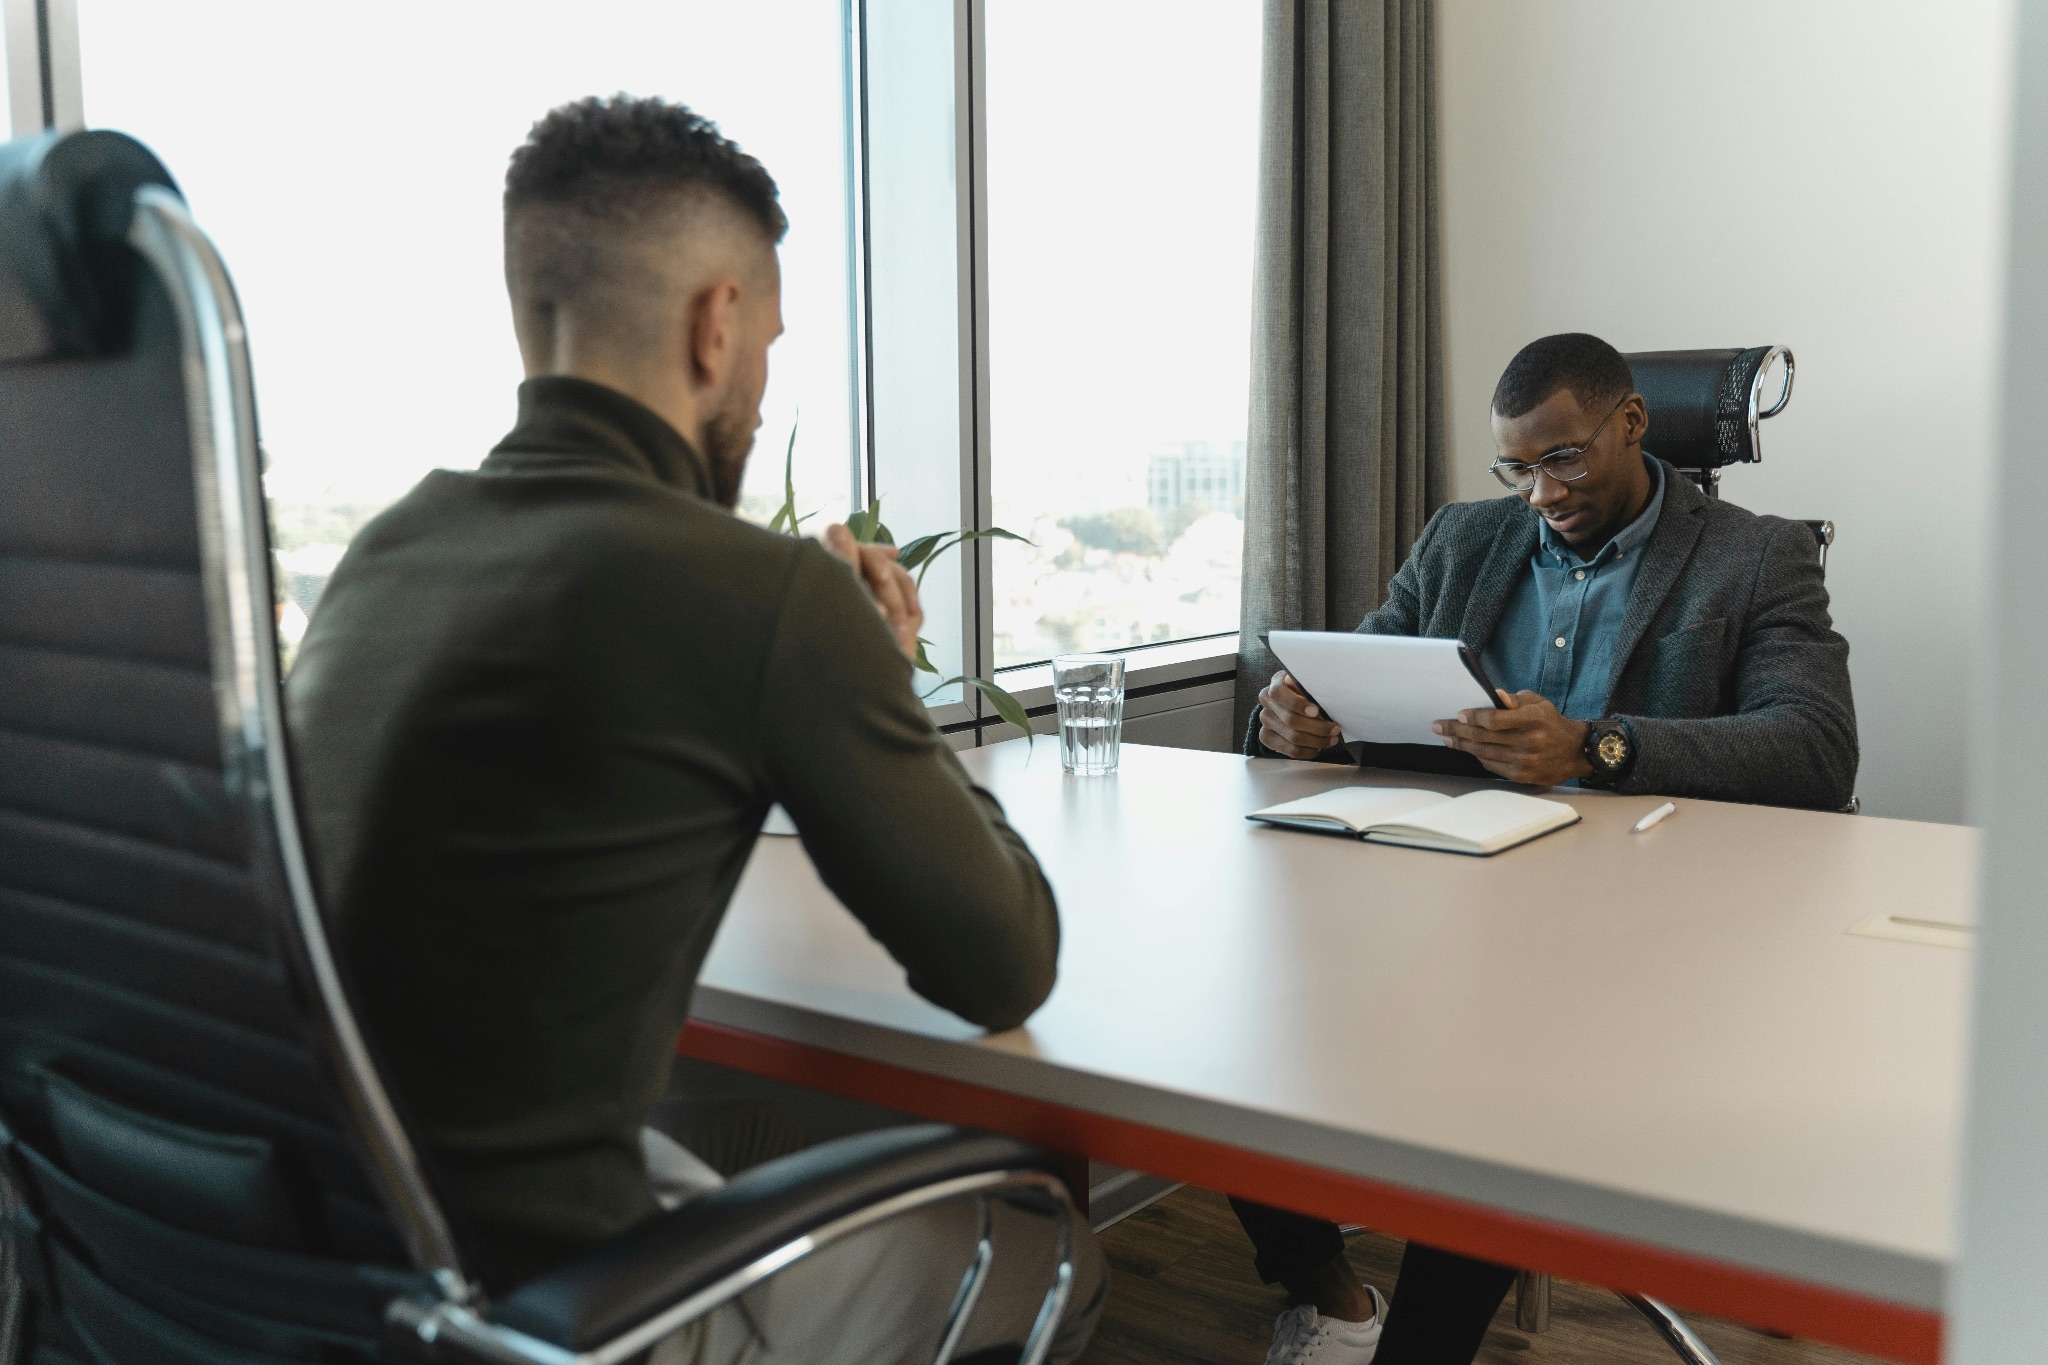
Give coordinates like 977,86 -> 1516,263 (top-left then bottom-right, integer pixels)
287,376 -> 1058,1289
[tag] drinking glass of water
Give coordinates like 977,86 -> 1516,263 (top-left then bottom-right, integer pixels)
1053,654 -> 1125,775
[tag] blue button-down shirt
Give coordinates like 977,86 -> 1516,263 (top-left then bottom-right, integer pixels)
1479,457 -> 1666,720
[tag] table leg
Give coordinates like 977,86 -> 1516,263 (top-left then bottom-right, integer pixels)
1515,1269 -> 1551,1333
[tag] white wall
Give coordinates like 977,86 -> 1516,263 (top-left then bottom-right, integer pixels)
1438,0 -> 2013,823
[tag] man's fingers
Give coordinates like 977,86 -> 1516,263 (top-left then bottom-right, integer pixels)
1435,719 -> 1536,751
884,563 -> 925,641
828,537 -> 924,661
1263,675 -> 1326,722
860,557 -> 921,657
1275,671 -> 1320,717
1469,751 -> 1537,783
1264,703 -> 1339,744
1260,723 -> 1325,760
1261,702 -> 1338,745
1446,705 -> 1543,731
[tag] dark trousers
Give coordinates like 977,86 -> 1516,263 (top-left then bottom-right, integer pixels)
1231,1198 -> 1518,1365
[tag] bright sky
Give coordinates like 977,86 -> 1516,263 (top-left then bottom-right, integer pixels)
985,1 -> 1261,522
76,0 -> 853,515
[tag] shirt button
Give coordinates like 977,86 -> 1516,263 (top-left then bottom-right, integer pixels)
1553,637 -> 1567,648
1574,570 -> 1586,581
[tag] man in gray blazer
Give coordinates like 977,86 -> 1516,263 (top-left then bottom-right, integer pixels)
1238,333 -> 1858,1365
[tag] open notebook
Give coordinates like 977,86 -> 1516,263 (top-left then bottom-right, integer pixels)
1247,786 -> 1579,856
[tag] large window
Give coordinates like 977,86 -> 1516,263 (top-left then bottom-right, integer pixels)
982,1 -> 1261,670
76,1 -> 856,642
48,0 -> 1261,734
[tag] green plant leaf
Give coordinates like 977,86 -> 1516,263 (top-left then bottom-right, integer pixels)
965,677 -> 1035,744
767,414 -> 801,535
908,534 -> 965,584
896,533 -> 946,572
900,526 -> 1036,588
844,498 -> 894,546
915,673 -> 1030,745
912,637 -> 937,674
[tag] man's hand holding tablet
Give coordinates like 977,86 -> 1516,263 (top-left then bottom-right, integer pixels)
1257,670 -> 1344,759
1433,690 -> 1594,786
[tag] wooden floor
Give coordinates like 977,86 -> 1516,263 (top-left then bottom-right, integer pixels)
1076,1186 -> 1891,1365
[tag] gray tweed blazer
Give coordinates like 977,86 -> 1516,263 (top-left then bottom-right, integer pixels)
1251,461 -> 1859,810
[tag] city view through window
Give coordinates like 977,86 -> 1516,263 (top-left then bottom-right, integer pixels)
983,2 -> 1261,670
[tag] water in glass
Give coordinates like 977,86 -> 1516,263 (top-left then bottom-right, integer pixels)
1053,654 -> 1125,775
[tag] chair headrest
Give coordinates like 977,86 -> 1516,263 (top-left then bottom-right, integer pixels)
1624,346 -> 1794,469
0,130 -> 180,363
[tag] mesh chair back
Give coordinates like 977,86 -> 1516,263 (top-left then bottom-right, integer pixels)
1625,346 -> 1794,473
0,130 -> 437,1364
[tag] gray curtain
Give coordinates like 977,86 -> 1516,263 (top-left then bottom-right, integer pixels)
1235,0 -> 1447,733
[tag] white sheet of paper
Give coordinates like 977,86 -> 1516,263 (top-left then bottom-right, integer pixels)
1266,631 -> 1499,746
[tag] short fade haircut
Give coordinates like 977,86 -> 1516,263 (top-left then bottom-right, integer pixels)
505,94 -> 786,242
503,96 -> 786,361
1491,333 -> 1634,419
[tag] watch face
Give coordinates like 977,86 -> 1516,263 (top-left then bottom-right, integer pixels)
1596,730 -> 1630,771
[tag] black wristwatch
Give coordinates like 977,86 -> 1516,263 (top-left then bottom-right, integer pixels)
1581,718 -> 1637,787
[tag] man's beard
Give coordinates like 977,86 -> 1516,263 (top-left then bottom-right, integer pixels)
701,407 -> 755,509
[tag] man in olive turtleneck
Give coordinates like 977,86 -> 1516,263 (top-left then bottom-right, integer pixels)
287,96 -> 1098,1361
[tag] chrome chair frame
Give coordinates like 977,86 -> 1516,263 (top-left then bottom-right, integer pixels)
1510,1273 -> 1719,1364
389,1172 -> 1076,1365
1669,344 -> 1794,499
126,182 -> 1074,1365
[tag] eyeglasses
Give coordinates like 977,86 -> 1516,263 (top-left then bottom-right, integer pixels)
1489,396 -> 1628,493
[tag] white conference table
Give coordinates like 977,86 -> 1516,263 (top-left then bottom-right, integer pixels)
679,741 -> 1972,1364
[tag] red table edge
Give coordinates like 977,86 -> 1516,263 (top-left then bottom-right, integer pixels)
679,1019 -> 1940,1364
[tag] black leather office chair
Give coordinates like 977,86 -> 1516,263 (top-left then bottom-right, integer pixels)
1630,346 -> 1794,496
1630,345 -> 1832,568
0,129 -> 1077,1365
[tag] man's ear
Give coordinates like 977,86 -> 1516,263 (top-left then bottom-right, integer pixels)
1621,393 -> 1650,447
685,277 -> 744,394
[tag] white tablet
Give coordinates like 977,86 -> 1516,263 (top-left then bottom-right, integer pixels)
1265,631 -> 1503,746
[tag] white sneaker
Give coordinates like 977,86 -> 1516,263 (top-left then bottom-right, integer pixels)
1261,1285 -> 1388,1365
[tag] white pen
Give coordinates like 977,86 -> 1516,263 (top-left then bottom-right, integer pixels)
1631,801 -> 1677,834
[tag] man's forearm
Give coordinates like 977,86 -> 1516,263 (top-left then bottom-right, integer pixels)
1620,709 -> 1858,810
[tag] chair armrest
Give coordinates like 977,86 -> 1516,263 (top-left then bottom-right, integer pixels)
486,1124 -> 1066,1354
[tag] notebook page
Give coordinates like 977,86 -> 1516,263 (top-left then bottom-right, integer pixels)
1249,787 -> 1444,832
1375,788 -> 1576,849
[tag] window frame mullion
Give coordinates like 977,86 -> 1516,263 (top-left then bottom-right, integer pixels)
953,0 -> 993,732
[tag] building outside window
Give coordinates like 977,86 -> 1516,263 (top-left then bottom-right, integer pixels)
982,1 -> 1260,670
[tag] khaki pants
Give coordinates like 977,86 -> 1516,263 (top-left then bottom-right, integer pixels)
642,1128 -> 1105,1365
